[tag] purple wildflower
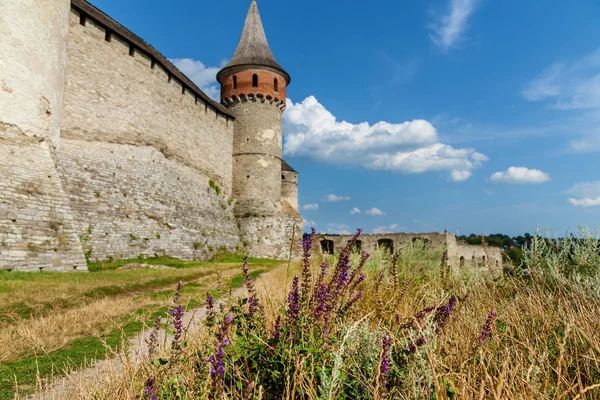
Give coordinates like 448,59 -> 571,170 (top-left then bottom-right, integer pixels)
406,335 -> 426,354
478,310 -> 497,344
287,276 -> 301,322
146,316 -> 161,358
391,253 -> 399,291
172,280 -> 183,304
143,375 -> 157,400
206,291 -> 216,327
272,315 -> 282,341
433,295 -> 457,332
380,334 -> 392,374
209,313 -> 233,397
242,257 -> 261,317
300,229 -> 315,304
314,282 -> 328,319
379,334 -> 392,399
170,304 -> 185,354
208,339 -> 229,395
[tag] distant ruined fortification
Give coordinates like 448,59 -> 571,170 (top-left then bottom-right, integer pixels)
1,1 -> 501,273
1,0 -> 301,271
317,232 -> 503,274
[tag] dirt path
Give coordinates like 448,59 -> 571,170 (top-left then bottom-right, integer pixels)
27,285 -> 249,400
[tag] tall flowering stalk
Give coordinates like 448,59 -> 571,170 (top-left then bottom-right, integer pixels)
209,313 -> 233,398
478,310 -> 497,344
433,295 -> 457,332
143,375 -> 157,400
241,257 -> 261,317
169,281 -> 185,356
172,280 -> 183,304
206,291 -> 216,327
146,316 -> 161,358
391,253 -> 399,291
378,334 -> 392,399
287,276 -> 301,323
300,228 -> 315,305
170,304 -> 184,355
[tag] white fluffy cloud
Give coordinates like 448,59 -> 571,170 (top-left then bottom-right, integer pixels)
170,58 -> 222,101
523,49 -> 600,110
325,194 -> 351,202
428,0 -> 480,51
303,218 -> 316,227
450,170 -> 472,182
350,207 -> 361,215
327,223 -> 351,235
302,203 -> 319,211
372,224 -> 401,234
284,96 -> 487,181
489,167 -> 550,184
366,207 -> 386,216
566,181 -> 600,207
568,197 -> 600,207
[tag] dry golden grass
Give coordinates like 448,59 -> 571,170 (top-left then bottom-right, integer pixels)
22,247 -> 600,399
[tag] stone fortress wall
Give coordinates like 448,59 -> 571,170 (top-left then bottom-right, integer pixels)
0,0 -> 88,271
0,0 -> 301,271
317,232 -> 503,275
56,4 -> 243,261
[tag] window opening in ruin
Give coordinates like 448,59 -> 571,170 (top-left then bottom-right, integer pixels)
348,240 -> 362,253
105,31 -> 112,42
321,240 -> 334,254
282,175 -> 285,180
460,256 -> 465,267
377,239 -> 394,253
252,74 -> 258,87
79,14 -> 86,26
129,45 -> 135,57
233,75 -> 237,89
274,78 -> 278,92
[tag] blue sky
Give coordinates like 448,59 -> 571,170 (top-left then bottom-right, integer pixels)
91,0 -> 600,236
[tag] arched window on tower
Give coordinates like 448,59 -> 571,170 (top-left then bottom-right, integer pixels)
233,75 -> 237,89
252,74 -> 258,87
274,78 -> 278,92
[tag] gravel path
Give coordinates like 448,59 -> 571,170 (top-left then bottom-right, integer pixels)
27,285 -> 248,400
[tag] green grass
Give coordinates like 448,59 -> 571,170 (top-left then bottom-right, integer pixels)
0,256 -> 280,400
87,254 -> 280,271
0,307 -> 156,400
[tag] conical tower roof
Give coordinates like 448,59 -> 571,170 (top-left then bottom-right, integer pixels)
217,0 -> 289,83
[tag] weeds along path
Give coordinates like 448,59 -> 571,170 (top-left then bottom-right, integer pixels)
25,270 -> 272,400
0,256 -> 282,400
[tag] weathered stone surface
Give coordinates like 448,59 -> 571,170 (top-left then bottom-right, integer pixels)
0,0 -> 87,272
0,1 -> 303,270
57,139 -> 242,261
316,232 -> 503,276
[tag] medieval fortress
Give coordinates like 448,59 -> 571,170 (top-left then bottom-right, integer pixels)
0,0 -> 501,272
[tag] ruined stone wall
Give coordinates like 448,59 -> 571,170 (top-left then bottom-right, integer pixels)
61,9 -> 234,192
456,244 -> 503,278
317,232 -> 503,276
0,0 -> 87,271
317,232 -> 449,255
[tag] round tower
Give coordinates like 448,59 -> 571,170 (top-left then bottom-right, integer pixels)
217,0 -> 290,217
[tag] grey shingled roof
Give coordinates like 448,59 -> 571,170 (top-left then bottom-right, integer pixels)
71,0 -> 233,118
217,0 -> 290,84
281,159 -> 297,173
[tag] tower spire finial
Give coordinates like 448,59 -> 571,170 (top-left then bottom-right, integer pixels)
217,0 -> 289,84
